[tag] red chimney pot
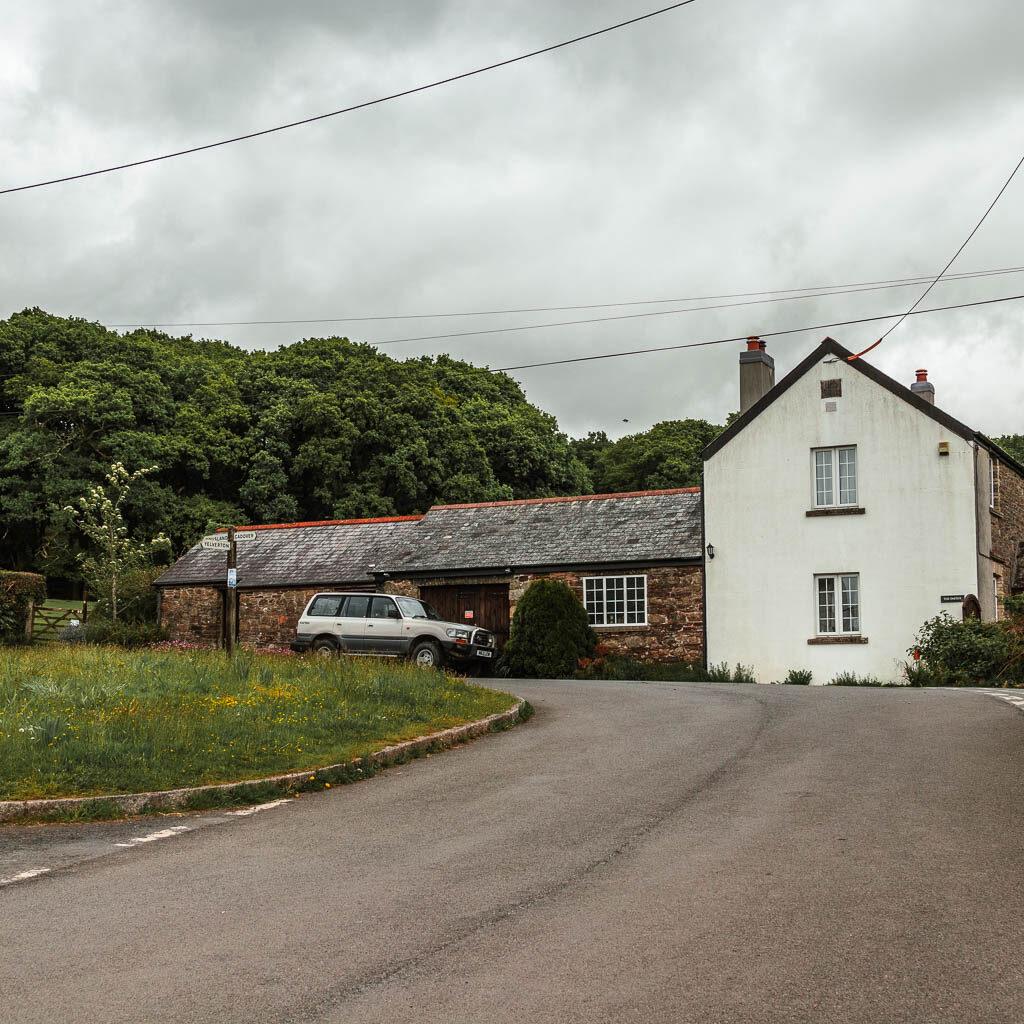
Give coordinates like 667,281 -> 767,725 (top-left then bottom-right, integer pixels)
746,337 -> 761,351
915,369 -> 928,382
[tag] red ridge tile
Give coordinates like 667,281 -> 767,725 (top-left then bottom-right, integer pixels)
428,487 -> 701,511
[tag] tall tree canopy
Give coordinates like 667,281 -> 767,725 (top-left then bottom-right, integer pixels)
587,419 -> 724,494
0,309 -> 590,576
994,434 -> 1024,465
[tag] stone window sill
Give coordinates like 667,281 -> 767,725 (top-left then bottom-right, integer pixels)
990,508 -> 1003,519
807,635 -> 869,645
593,624 -> 649,632
805,507 -> 866,517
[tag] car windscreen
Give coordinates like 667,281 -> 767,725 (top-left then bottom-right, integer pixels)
395,597 -> 441,620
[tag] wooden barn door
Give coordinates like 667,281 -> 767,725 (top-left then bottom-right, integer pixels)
421,584 -> 510,648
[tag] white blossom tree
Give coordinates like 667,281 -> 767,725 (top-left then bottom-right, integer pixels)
64,463 -> 171,621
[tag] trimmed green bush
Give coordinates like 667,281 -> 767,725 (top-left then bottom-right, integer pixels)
0,571 -> 47,644
498,579 -> 597,679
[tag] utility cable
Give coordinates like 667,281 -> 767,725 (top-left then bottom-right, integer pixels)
849,151 -> 1024,360
104,264 -> 1024,329
0,1 -> 697,196
370,272 -> 1024,347
492,292 -> 1024,372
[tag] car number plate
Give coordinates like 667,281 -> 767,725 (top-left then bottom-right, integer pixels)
476,649 -> 493,658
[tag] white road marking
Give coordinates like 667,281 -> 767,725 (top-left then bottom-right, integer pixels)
0,867 -> 51,887
228,798 -> 292,817
975,689 -> 1024,711
114,825 -> 191,848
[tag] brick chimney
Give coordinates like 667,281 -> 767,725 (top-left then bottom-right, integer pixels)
739,337 -> 775,413
910,368 -> 934,405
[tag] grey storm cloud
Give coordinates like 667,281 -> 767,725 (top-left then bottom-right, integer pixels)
1,0 -> 1023,439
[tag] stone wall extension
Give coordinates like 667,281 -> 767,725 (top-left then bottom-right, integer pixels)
991,458 -> 1024,598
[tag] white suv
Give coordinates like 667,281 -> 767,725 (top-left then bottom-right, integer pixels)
291,592 -> 497,669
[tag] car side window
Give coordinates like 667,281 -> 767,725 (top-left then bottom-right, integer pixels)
370,596 -> 400,619
308,595 -> 342,617
340,595 -> 370,618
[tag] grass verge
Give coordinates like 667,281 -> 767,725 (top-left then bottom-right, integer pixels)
0,646 -> 519,803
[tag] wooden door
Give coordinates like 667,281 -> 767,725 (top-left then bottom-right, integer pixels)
421,584 -> 510,648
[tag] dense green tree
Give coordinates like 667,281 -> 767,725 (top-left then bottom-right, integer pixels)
994,434 -> 1024,465
591,419 -> 723,493
0,309 -> 592,576
568,431 -> 612,488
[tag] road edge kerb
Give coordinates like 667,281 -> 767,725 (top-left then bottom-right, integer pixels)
0,698 -> 528,825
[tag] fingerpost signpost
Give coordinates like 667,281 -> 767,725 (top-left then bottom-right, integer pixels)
200,528 -> 257,655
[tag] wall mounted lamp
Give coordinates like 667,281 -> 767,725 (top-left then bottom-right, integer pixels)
706,543 -> 715,560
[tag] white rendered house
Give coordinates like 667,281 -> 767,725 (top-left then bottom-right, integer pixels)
703,337 -> 1024,684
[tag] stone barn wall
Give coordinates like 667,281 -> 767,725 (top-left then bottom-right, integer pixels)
159,586 -> 223,646
159,563 -> 704,663
386,564 -> 704,664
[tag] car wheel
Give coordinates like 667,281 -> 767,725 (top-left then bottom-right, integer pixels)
312,638 -> 337,658
412,640 -> 442,668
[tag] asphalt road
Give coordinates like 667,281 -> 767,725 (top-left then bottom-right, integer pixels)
1,681 -> 1022,1023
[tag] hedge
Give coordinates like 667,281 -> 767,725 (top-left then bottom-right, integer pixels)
0,570 -> 47,643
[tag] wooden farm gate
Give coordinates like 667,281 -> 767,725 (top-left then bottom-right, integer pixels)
26,601 -> 88,643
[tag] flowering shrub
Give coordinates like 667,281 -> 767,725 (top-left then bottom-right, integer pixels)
907,610 -> 1018,686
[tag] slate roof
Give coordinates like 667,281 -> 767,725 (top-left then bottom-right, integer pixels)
155,489 -> 703,588
380,489 -> 703,576
154,516 -> 423,588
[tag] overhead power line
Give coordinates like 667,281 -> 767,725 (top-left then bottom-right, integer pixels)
492,291 -> 1024,372
104,264 -> 1024,330
849,151 -> 1024,360
370,270 -> 1024,347
0,1 -> 697,196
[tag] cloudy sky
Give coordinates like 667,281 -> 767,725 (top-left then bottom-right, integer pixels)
2,0 -> 1023,440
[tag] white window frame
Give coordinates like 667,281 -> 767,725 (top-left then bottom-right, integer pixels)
812,446 -> 858,508
990,458 -> 997,510
815,573 -> 861,635
583,575 -> 648,626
